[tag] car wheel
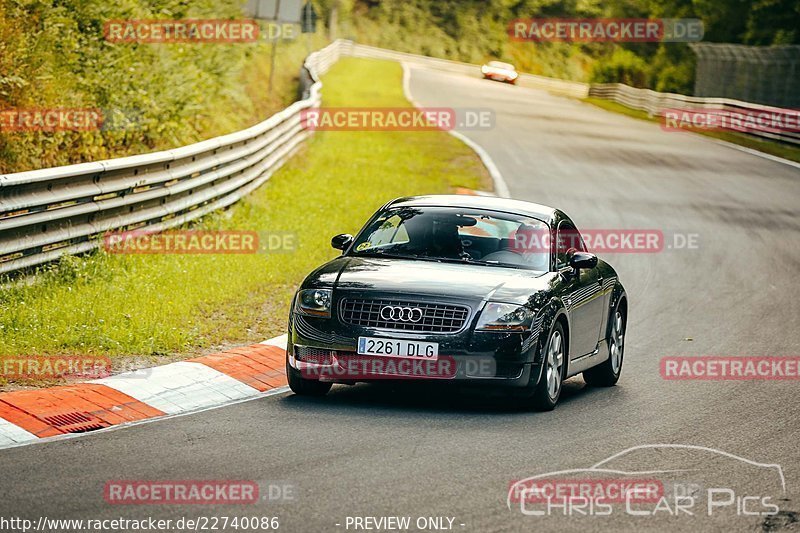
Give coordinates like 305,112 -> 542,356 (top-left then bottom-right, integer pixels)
286,357 -> 332,397
530,322 -> 565,411
583,306 -> 625,387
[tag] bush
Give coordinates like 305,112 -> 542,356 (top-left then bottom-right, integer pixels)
0,0 -> 325,173
590,48 -> 649,87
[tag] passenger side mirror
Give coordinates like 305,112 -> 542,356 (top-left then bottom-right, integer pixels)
568,250 -> 598,271
331,233 -> 353,251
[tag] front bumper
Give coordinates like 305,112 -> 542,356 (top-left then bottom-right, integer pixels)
288,310 -> 542,388
483,72 -> 518,83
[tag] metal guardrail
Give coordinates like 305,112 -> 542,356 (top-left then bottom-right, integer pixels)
0,40 -> 346,276
588,83 -> 800,146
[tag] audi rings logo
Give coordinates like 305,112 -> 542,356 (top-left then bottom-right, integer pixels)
380,306 -> 424,323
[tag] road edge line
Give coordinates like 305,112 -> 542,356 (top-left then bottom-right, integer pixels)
401,62 -> 511,198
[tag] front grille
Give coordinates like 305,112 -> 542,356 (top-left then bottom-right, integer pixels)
340,298 -> 470,334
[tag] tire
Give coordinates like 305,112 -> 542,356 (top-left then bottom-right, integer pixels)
583,305 -> 626,387
529,322 -> 566,411
287,358 -> 332,397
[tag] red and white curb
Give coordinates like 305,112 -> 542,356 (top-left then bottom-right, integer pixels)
0,335 -> 290,449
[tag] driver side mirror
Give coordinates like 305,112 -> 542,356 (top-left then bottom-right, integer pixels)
331,233 -> 353,251
569,250 -> 598,271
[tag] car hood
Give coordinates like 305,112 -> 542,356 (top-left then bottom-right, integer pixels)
307,256 -> 553,305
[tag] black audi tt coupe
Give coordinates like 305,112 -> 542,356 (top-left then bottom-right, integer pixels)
286,195 -> 627,410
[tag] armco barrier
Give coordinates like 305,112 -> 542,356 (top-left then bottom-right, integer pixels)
1,40 -> 794,276
588,83 -> 800,146
0,40 -> 347,276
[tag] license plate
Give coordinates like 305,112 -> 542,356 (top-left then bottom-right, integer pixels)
357,337 -> 439,360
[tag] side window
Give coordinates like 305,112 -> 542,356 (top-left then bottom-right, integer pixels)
555,221 -> 586,269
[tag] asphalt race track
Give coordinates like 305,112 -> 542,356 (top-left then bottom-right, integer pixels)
1,64 -> 799,533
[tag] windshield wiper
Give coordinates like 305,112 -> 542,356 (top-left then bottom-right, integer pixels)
354,250 -> 442,262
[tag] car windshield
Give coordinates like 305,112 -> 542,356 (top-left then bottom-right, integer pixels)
488,61 -> 514,70
350,206 -> 549,271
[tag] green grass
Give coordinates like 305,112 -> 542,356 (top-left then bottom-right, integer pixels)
0,0 -> 328,174
0,57 -> 490,376
584,97 -> 800,164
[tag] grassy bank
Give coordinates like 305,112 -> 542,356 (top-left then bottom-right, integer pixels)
0,57 -> 489,384
584,98 -> 800,164
0,0 -> 325,173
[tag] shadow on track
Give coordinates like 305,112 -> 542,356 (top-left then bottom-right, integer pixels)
279,377 -> 627,415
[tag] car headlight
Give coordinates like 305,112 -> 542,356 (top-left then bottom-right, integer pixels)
295,289 -> 333,318
476,303 -> 534,332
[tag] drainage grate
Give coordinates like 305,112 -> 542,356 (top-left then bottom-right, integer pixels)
42,411 -> 109,433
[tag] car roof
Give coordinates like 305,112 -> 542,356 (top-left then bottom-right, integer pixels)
386,195 -> 559,223
488,61 -> 514,69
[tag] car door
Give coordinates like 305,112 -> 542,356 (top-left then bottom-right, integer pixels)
555,221 -> 606,358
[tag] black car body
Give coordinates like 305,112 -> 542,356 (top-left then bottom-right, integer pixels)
287,195 -> 627,410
